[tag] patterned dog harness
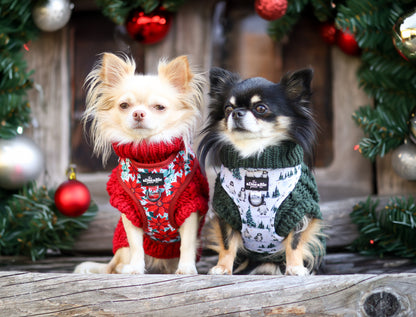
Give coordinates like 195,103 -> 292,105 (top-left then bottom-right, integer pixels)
220,164 -> 301,253
117,149 -> 197,244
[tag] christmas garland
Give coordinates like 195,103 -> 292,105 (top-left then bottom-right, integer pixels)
0,184 -> 98,261
268,0 -> 416,259
268,0 -> 416,161
96,0 -> 187,24
0,1 -> 37,139
350,196 -> 416,260
0,0 -> 97,261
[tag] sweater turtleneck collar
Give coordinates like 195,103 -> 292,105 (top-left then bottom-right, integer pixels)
112,138 -> 185,164
219,141 -> 304,169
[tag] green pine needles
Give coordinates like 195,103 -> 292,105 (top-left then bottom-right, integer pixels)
96,0 -> 187,25
269,0 -> 416,161
0,0 -> 97,260
269,0 -> 416,260
0,0 -> 38,139
350,196 -> 416,259
0,184 -> 98,260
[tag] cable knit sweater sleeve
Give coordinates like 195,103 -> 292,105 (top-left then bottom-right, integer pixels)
174,164 -> 209,227
106,167 -> 143,228
274,162 -> 321,238
212,173 -> 243,232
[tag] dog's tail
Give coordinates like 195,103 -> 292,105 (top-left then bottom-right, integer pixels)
73,261 -> 109,274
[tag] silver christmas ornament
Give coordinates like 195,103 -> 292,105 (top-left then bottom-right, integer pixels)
392,8 -> 416,62
0,136 -> 44,190
32,0 -> 74,32
391,139 -> 416,180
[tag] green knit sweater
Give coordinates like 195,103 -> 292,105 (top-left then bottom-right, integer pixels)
213,142 -> 322,258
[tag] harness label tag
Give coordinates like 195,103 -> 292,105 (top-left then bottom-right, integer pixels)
245,176 -> 269,191
140,173 -> 164,186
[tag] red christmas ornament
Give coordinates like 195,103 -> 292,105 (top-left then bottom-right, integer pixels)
320,22 -> 337,45
54,167 -> 91,217
125,7 -> 172,44
255,0 -> 287,21
337,29 -> 361,56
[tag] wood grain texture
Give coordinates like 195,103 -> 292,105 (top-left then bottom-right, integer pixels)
315,47 -> 374,202
24,28 -> 70,186
1,271 -> 415,316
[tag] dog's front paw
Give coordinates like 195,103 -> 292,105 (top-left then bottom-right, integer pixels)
120,264 -> 145,275
285,265 -> 309,276
208,265 -> 232,275
176,262 -> 198,275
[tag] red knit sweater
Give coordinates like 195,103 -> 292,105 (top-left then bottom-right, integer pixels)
107,138 -> 209,259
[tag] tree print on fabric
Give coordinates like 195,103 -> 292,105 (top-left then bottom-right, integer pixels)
220,165 -> 302,253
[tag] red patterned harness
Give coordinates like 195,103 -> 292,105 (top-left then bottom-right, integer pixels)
117,149 -> 197,244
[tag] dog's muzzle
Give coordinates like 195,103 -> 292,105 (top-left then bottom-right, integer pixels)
230,108 -> 248,130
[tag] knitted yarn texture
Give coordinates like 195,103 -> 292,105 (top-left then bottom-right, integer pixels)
107,138 -> 209,259
213,141 -> 322,258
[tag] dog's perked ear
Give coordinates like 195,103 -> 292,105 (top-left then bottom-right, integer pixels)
280,68 -> 313,104
209,67 -> 241,99
158,55 -> 193,93
100,53 -> 136,88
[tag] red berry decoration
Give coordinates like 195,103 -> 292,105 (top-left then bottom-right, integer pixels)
337,29 -> 361,56
255,0 -> 288,21
125,7 -> 172,44
320,22 -> 337,45
55,166 -> 91,217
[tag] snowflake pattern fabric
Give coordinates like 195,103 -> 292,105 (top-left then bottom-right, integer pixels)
220,164 -> 302,253
119,149 -> 195,244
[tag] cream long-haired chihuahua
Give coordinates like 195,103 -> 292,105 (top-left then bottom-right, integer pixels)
74,53 -> 209,275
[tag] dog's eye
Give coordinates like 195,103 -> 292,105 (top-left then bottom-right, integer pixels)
120,102 -> 129,110
224,104 -> 233,115
154,104 -> 166,111
255,104 -> 268,114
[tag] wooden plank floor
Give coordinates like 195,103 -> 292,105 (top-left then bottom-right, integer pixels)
1,270 -> 415,316
1,194 -> 415,316
1,253 -> 416,316
1,252 -> 416,275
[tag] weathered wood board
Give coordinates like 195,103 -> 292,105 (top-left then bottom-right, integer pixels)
1,271 -> 415,316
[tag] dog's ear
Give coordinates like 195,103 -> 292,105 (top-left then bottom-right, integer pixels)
209,67 -> 240,99
100,53 -> 136,87
158,55 -> 193,93
280,68 -> 313,103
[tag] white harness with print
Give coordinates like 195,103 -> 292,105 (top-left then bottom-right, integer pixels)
220,164 -> 301,253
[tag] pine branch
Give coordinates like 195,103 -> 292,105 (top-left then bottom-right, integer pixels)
310,0 -> 335,22
353,102 -> 410,159
0,0 -> 38,138
0,183 -> 98,260
350,196 -> 416,259
336,0 -> 416,159
267,0 -> 309,41
0,2 -> 98,260
95,0 -> 187,25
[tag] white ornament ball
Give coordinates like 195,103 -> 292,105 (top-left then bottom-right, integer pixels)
33,0 -> 74,32
0,136 -> 44,190
391,141 -> 416,180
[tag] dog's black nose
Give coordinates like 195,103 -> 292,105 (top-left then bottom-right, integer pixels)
232,109 -> 246,119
